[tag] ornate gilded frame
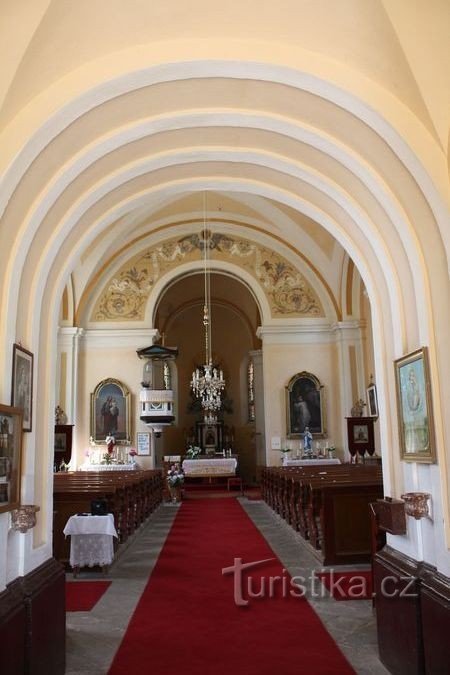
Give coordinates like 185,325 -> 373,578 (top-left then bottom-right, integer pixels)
90,378 -> 131,444
0,404 -> 23,513
394,347 -> 436,463
286,371 -> 326,438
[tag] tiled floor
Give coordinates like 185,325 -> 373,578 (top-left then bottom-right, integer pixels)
65,498 -> 390,675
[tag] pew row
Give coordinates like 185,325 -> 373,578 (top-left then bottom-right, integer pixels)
261,465 -> 383,565
53,469 -> 163,567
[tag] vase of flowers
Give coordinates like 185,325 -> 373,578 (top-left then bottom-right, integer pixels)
185,445 -> 202,460
167,463 -> 184,503
128,448 -> 137,466
278,448 -> 291,465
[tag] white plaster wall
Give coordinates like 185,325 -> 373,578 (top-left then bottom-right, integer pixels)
262,338 -> 341,464
76,331 -> 158,470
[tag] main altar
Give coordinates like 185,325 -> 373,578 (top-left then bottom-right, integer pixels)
182,457 -> 237,478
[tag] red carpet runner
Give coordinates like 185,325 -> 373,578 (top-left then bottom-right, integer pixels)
109,499 -> 354,675
66,580 -> 111,612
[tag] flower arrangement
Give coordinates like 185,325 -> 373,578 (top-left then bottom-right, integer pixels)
101,452 -> 113,465
129,448 -> 137,458
185,445 -> 202,459
167,463 -> 184,487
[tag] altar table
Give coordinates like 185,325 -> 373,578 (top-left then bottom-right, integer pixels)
79,463 -> 138,471
182,457 -> 238,477
283,458 -> 341,467
63,514 -> 118,575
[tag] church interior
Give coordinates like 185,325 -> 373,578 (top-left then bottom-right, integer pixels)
0,2 -> 449,673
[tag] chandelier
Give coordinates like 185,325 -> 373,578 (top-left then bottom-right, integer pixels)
190,193 -> 226,417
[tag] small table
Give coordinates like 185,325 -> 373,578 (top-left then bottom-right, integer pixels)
63,514 -> 118,576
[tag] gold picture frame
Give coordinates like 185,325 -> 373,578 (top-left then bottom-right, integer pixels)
394,347 -> 436,463
286,371 -> 326,438
0,404 -> 23,513
90,378 -> 131,444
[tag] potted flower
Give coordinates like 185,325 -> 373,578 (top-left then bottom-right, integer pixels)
278,447 -> 292,465
128,448 -> 138,465
167,463 -> 184,503
185,445 -> 202,459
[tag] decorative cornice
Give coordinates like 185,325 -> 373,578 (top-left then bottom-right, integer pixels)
257,320 -> 335,344
80,328 -> 160,349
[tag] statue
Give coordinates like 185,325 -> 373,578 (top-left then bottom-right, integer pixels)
351,399 -> 366,417
303,426 -> 313,455
55,406 -> 67,425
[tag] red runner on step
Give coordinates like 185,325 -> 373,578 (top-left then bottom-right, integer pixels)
66,580 -> 111,611
109,499 -> 354,675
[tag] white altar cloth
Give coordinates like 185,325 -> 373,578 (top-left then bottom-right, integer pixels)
182,458 -> 237,476
283,458 -> 341,467
63,514 -> 118,568
79,463 -> 137,471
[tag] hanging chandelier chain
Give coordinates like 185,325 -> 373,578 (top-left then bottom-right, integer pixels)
190,190 -> 226,417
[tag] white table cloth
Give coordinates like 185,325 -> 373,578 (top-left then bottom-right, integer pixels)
182,458 -> 237,476
63,514 -> 118,568
283,458 -> 341,466
79,463 -> 137,471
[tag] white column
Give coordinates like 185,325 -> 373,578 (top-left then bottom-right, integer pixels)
249,349 -> 265,466
57,327 -> 84,423
331,320 -> 365,455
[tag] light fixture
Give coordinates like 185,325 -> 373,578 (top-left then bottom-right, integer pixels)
190,192 -> 226,418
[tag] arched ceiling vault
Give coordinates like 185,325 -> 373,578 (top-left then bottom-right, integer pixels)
0,63 -> 447,442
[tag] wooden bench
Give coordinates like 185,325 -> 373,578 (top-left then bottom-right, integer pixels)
53,469 -> 163,567
261,465 -> 383,565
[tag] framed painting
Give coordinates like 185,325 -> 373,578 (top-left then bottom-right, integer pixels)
90,378 -> 131,444
366,381 -> 379,418
136,431 -> 151,456
0,404 -> 23,513
394,347 -> 436,463
11,343 -> 34,432
286,371 -> 326,438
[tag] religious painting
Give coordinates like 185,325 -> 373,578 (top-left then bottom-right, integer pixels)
353,424 -> 369,443
0,404 -> 23,514
90,378 -> 131,444
11,343 -> 34,432
286,371 -> 326,438
366,381 -> 379,418
394,347 -> 436,463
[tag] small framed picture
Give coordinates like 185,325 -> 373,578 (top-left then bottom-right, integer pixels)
394,347 -> 436,463
0,404 -> 23,513
136,432 -> 151,456
366,382 -> 379,418
11,344 -> 34,432
353,424 -> 369,443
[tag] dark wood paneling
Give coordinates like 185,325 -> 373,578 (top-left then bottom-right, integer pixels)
374,546 -> 424,675
321,483 -> 383,565
22,558 -> 66,675
0,557 -> 65,675
0,579 -> 27,675
420,565 -> 450,674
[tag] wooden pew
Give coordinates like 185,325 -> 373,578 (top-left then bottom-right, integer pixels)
261,465 -> 383,565
53,470 -> 163,567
